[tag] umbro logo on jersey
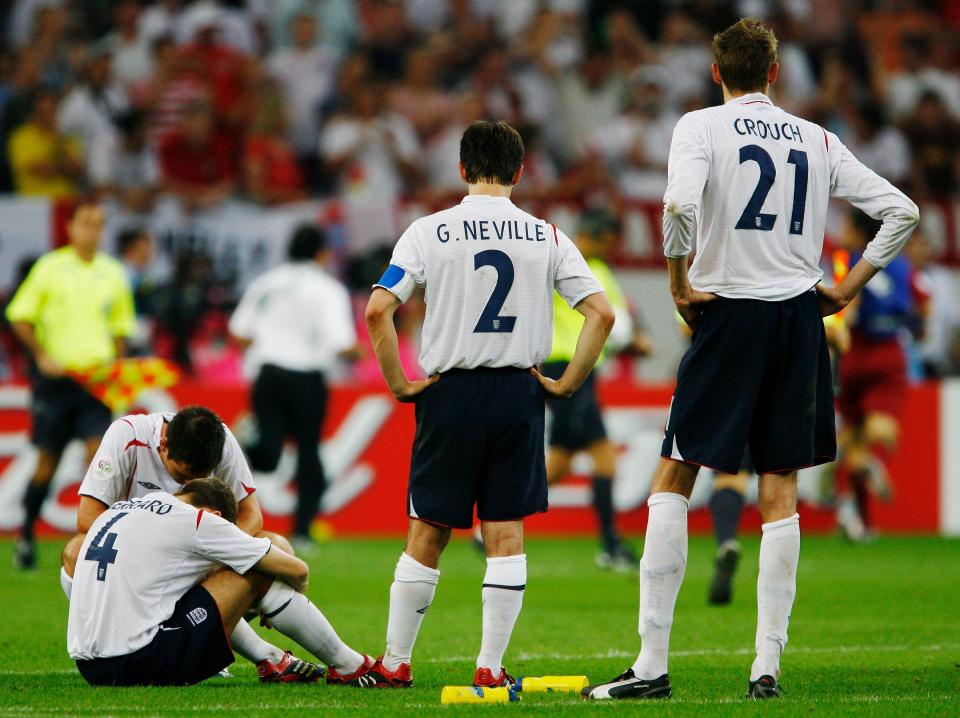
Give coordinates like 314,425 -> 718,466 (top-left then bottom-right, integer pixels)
186,607 -> 208,626
138,481 -> 162,490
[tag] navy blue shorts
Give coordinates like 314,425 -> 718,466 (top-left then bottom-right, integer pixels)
76,585 -> 234,686
662,292 -> 836,476
408,367 -> 548,529
542,364 -> 607,452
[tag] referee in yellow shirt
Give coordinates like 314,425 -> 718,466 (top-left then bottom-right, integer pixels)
6,203 -> 135,569
543,208 -> 652,571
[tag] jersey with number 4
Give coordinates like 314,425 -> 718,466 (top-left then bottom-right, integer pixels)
662,92 -> 919,301
68,492 -> 270,660
375,195 -> 602,375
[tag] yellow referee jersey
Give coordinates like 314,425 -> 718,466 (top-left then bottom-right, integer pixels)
548,258 -> 625,363
5,247 -> 136,371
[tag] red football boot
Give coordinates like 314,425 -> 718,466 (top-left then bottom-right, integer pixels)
256,651 -> 324,683
473,666 -> 514,687
326,654 -> 376,685
346,656 -> 413,688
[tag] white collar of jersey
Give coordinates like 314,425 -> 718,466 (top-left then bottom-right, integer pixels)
729,92 -> 774,106
461,195 -> 514,205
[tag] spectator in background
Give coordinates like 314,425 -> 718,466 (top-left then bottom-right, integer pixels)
901,90 -> 960,198
243,80 -> 306,205
554,48 -> 626,163
159,99 -> 235,210
906,230 -> 960,378
134,35 -> 207,143
105,0 -> 154,90
843,100 -> 911,186
388,48 -> 455,141
31,4 -> 71,91
57,42 -> 128,156
138,0 -> 184,46
0,48 -> 43,192
883,33 -> 960,121
267,12 -> 338,175
88,109 -> 159,213
319,82 -> 421,201
587,66 -> 678,201
117,227 -> 155,356
268,0 -> 359,59
5,203 -> 135,569
153,249 -> 214,373
8,88 -> 84,198
230,225 -> 357,550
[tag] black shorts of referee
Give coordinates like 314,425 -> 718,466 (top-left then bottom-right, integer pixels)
541,362 -> 607,451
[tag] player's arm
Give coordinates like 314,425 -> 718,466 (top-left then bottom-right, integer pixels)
817,137 -> 920,316
237,494 -> 264,536
365,288 -> 438,402
533,291 -> 615,398
216,426 -> 263,535
253,544 -> 310,593
6,261 -> 63,376
662,112 -> 717,327
76,495 -> 109,534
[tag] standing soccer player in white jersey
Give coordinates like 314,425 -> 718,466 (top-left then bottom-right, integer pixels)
583,19 -> 919,702
68,478 -> 370,686
60,406 -> 373,684
358,121 -> 614,688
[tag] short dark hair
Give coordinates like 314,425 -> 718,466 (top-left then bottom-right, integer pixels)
712,19 -> 778,94
459,121 -> 524,186
177,477 -> 238,524
849,209 -> 882,242
116,227 -> 149,257
165,406 -> 226,477
288,224 -> 327,261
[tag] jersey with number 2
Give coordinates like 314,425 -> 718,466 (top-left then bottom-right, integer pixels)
375,195 -> 602,375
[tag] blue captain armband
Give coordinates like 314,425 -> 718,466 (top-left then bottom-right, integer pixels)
373,264 -> 416,303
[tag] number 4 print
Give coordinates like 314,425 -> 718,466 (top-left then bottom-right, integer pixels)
84,512 -> 128,581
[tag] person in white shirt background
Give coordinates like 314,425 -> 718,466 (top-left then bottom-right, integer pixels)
229,224 -> 358,551
584,18 -> 919,702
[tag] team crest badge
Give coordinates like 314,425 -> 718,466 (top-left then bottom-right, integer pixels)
186,607 -> 208,626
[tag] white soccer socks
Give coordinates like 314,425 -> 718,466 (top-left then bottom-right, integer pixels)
382,552 -> 440,671
477,554 -> 527,672
260,580 -> 364,673
230,618 -> 284,664
751,513 -> 800,681
632,492 -> 689,680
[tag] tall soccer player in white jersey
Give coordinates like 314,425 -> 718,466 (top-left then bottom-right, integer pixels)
583,20 -> 919,702
60,406 -> 372,684
68,478 -> 370,686
360,121 -> 614,688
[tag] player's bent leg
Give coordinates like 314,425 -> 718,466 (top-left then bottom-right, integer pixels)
749,471 -> 800,699
16,448 -> 62,570
545,447 -> 573,485
474,520 -> 525,687
258,530 -> 294,556
584,459 -> 699,701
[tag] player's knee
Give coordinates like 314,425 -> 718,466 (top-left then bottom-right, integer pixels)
258,530 -> 294,556
405,520 -> 451,566
758,472 -> 798,523
651,458 -> 698,497
589,440 -> 618,477
61,533 -> 85,576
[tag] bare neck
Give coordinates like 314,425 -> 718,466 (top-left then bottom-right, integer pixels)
467,182 -> 513,198
723,85 -> 769,103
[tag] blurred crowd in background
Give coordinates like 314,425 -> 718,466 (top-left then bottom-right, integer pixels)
1,0 -> 959,380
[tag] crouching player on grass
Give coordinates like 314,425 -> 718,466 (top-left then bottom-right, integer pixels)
68,478 -> 373,686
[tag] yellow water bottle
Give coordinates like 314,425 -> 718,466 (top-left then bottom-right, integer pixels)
514,675 -> 589,693
440,686 -> 520,704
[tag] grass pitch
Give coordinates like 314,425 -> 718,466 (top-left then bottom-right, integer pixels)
1,535 -> 957,717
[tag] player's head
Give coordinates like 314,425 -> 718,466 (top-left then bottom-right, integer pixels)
576,208 -> 620,260
160,406 -> 226,483
711,18 -> 779,96
176,477 -> 238,524
839,209 -> 882,251
68,203 -> 106,256
458,121 -> 525,188
116,227 -> 152,268
288,224 -> 328,263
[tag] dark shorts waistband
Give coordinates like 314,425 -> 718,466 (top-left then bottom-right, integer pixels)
441,366 -> 532,376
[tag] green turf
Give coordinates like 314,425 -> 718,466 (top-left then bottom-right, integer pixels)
1,535 -> 958,717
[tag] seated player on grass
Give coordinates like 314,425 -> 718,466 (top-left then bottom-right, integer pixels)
60,405 -> 371,683
68,477 -> 374,686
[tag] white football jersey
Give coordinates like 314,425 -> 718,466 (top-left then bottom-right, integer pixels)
78,413 -> 256,508
663,93 -> 919,301
375,195 -> 603,375
68,492 -> 271,659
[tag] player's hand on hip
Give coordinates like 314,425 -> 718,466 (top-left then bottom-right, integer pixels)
815,283 -> 849,317
674,291 -> 717,330
394,375 -> 440,403
530,367 -> 573,398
